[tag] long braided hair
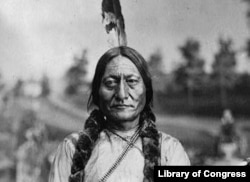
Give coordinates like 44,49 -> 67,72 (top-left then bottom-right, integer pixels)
69,46 -> 160,182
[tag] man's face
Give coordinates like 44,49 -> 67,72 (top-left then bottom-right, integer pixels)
99,56 -> 146,123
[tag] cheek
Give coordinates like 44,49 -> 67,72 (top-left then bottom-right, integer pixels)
133,87 -> 146,108
138,92 -> 146,109
98,87 -> 114,106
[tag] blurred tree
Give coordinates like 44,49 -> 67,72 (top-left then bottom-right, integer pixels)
246,39 -> 250,58
14,110 -> 37,148
174,38 -> 205,109
13,79 -> 24,97
211,38 -> 237,109
0,71 -> 4,91
234,73 -> 250,95
65,49 -> 89,96
242,0 -> 250,57
148,48 -> 163,73
243,0 -> 250,21
147,49 -> 167,92
16,122 -> 48,182
40,74 -> 50,97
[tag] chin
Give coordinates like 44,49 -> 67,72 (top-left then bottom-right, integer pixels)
109,111 -> 139,122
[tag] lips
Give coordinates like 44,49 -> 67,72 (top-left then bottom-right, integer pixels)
111,104 -> 133,109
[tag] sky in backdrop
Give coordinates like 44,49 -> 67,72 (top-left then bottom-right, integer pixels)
0,0 -> 249,87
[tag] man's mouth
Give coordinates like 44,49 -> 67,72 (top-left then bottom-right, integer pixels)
111,104 -> 133,109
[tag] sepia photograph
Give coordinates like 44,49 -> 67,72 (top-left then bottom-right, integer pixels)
0,0 -> 250,181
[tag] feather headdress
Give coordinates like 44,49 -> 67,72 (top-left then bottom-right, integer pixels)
102,0 -> 127,47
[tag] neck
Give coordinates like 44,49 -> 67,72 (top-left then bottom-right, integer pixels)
106,118 -> 140,131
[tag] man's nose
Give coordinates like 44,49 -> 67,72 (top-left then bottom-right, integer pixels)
116,81 -> 129,100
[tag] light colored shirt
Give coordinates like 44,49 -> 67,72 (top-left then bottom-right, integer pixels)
49,128 -> 190,182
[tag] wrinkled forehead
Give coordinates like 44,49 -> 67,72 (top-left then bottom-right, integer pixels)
103,56 -> 141,77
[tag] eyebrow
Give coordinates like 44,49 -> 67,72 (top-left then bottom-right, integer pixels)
103,74 -> 140,80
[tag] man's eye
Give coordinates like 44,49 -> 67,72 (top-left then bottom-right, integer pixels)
104,80 -> 117,87
127,79 -> 139,86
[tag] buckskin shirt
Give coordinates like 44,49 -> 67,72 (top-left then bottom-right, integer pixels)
49,128 -> 190,182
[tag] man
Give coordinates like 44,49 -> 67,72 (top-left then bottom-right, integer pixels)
49,46 -> 190,182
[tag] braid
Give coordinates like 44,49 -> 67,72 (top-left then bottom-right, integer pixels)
69,110 -> 105,182
140,105 -> 156,123
141,107 -> 160,182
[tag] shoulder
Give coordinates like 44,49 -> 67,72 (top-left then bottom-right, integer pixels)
158,131 -> 184,154
158,131 -> 190,166
49,132 -> 81,182
158,131 -> 180,145
63,132 -> 80,149
158,131 -> 184,152
53,132 -> 81,160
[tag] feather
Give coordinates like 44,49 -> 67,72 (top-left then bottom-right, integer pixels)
102,0 -> 127,47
